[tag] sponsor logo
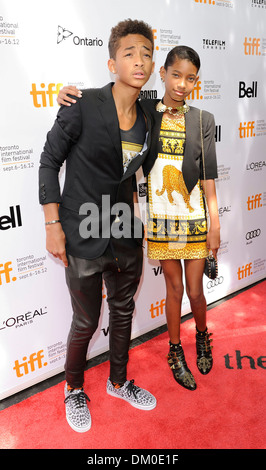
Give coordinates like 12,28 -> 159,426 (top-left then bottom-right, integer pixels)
251,0 -> 266,8
153,27 -> 181,52
202,39 -> 226,50
0,205 -> 22,230
247,194 -> 262,210
239,121 -> 255,138
0,307 -> 47,331
150,299 -> 166,318
207,276 -> 224,289
218,206 -> 231,216
195,0 -> 234,7
244,37 -> 261,55
246,161 -> 266,171
0,261 -> 17,285
245,229 -> 261,240
239,81 -> 257,98
13,350 -> 47,377
30,83 -> 63,108
57,25 -> 103,47
237,262 -> 253,280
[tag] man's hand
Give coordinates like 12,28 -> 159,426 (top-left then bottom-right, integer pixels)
46,223 -> 68,267
57,85 -> 82,106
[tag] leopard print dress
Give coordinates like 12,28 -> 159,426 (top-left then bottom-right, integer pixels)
147,113 -> 208,260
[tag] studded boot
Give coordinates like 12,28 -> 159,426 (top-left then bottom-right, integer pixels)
196,327 -> 213,374
167,341 -> 197,391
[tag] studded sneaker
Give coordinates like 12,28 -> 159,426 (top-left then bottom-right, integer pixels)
106,378 -> 157,410
64,383 -> 91,433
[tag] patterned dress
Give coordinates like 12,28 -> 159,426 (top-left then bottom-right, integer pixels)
147,112 -> 208,260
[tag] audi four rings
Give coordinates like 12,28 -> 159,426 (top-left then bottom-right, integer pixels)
245,229 -> 261,240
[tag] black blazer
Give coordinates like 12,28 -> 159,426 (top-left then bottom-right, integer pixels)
142,99 -> 218,194
39,83 -> 153,260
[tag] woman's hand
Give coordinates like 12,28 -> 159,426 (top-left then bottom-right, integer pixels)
57,85 -> 82,106
207,227 -> 220,260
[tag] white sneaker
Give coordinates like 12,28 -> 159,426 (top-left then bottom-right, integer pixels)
106,378 -> 156,410
64,383 -> 91,432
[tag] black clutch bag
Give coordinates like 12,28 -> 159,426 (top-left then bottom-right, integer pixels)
204,255 -> 218,280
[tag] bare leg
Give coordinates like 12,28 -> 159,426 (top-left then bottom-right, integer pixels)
184,258 -> 206,331
160,259 -> 183,344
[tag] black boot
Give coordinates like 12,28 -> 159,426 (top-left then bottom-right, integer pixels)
167,342 -> 197,391
196,327 -> 213,374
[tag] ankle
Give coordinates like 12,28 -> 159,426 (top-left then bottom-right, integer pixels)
196,326 -> 207,335
67,383 -> 83,392
111,380 -> 125,389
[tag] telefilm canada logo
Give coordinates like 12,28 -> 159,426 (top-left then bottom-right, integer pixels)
57,25 -> 103,47
202,38 -> 226,50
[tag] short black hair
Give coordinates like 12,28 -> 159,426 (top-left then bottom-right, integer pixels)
108,19 -> 154,59
164,45 -> 201,72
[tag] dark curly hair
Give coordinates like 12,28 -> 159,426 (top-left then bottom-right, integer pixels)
108,19 -> 154,59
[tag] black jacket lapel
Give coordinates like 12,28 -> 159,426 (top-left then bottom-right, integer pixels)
97,83 -> 123,164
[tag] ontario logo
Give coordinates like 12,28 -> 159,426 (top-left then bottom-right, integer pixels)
57,25 -> 103,47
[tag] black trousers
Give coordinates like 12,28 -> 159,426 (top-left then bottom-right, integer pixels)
64,238 -> 143,388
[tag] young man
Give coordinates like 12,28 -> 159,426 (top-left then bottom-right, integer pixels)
39,19 -> 156,433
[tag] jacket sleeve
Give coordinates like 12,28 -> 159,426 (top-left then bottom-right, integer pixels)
38,96 -> 82,205
200,111 -> 218,180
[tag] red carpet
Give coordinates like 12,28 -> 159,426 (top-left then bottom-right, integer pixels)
0,281 -> 265,450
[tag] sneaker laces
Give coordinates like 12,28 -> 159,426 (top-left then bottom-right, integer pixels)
64,389 -> 90,409
126,380 -> 140,399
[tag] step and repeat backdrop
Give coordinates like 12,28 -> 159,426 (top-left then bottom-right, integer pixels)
1,0 -> 266,399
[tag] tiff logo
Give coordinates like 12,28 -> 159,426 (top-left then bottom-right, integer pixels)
247,194 -> 262,210
13,350 -> 48,377
239,121 -> 255,138
0,261 -> 17,285
243,37 -> 261,55
150,299 -> 166,318
186,81 -> 203,100
237,263 -> 253,280
30,83 -> 63,108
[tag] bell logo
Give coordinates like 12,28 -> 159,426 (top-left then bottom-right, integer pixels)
237,263 -> 253,280
0,261 -> 17,285
13,350 -> 47,377
186,81 -> 203,101
244,37 -> 261,55
239,121 -> 255,138
247,194 -> 262,211
30,83 -> 63,108
150,299 -> 166,318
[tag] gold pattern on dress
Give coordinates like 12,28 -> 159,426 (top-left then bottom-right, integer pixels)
155,164 -> 194,212
147,112 -> 207,260
148,240 -> 209,260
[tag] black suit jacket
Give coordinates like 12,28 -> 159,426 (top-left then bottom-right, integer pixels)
142,99 -> 218,194
39,83 -> 153,260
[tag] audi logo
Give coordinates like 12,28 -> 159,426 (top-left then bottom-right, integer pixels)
246,229 -> 261,240
207,276 -> 224,289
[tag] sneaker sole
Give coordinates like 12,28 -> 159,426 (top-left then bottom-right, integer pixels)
106,388 -> 156,411
65,414 -> 91,433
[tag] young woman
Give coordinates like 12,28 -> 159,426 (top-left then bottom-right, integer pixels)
57,45 -> 220,392
143,46 -> 220,391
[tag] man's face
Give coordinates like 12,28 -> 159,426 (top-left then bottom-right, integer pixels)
109,34 -> 154,90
